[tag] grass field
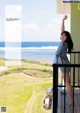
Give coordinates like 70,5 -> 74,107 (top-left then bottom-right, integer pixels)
0,59 -> 53,113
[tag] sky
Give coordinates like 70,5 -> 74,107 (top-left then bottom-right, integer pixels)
0,0 -> 70,42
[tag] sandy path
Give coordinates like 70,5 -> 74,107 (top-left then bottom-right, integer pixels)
24,87 -> 37,113
21,72 -> 52,113
24,90 -> 51,113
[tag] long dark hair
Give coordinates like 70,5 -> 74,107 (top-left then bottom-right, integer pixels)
61,31 -> 74,53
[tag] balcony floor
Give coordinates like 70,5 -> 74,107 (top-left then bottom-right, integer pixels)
58,89 -> 80,113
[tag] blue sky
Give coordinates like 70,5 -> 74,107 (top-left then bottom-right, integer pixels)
0,0 -> 70,42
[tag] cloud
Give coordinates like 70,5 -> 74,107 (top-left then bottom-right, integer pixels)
22,22 -> 40,32
47,18 -> 61,34
47,15 -> 70,35
22,14 -> 70,41
44,15 -> 70,41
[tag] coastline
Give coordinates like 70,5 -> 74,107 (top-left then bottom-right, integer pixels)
0,57 -> 52,78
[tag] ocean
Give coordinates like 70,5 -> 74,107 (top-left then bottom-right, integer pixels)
0,42 -> 59,63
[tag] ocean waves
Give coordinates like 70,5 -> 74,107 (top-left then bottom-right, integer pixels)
0,46 -> 58,50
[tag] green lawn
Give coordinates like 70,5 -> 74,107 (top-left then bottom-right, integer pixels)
0,73 -> 52,113
0,59 -> 52,113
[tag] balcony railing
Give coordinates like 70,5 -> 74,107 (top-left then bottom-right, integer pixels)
52,51 -> 80,113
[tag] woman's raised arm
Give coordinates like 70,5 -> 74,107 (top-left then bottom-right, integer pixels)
61,15 -> 67,33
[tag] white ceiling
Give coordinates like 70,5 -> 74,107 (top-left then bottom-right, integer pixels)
56,0 -> 70,14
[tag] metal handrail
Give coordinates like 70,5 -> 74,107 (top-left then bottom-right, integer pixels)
53,64 -> 80,67
52,51 -> 80,113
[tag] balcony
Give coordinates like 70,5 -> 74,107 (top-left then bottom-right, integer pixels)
53,51 -> 80,113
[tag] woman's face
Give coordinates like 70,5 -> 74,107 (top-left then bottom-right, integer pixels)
60,33 -> 67,42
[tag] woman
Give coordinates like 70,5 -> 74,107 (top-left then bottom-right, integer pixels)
54,15 -> 73,106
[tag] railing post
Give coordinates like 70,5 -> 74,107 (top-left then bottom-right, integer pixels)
73,67 -> 75,113
53,64 -> 58,113
53,63 -> 80,113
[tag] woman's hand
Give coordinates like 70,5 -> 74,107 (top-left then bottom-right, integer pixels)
63,15 -> 67,20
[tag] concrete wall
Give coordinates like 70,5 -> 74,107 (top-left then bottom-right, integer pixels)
71,4 -> 80,51
71,4 -> 80,83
